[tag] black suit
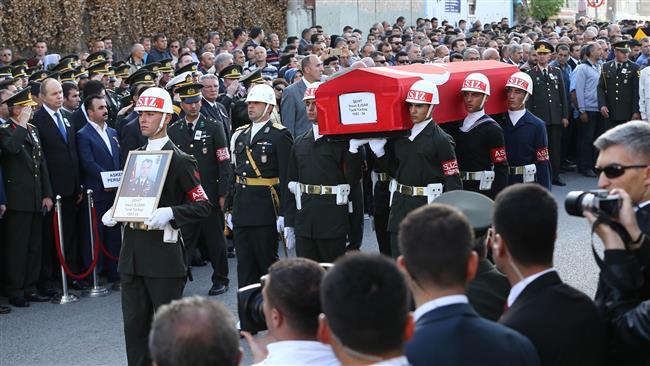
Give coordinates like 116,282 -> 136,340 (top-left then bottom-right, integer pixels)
119,117 -> 147,167
70,107 -> 87,132
201,97 -> 231,140
499,271 -> 606,366
32,107 -> 82,284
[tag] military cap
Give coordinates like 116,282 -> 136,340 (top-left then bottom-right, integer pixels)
46,71 -> 60,80
165,71 -> 193,90
1,87 -> 38,107
12,66 -> 27,78
534,41 -> 554,54
88,60 -> 110,76
25,66 -> 39,77
106,67 -> 116,79
219,64 -> 242,79
112,60 -> 126,68
60,70 -> 76,83
74,66 -> 88,79
60,54 -> 79,63
142,62 -> 161,73
114,64 -> 131,78
433,190 -> 494,232
52,58 -> 75,73
176,62 -> 198,75
176,83 -> 204,103
10,59 -> 28,68
0,66 -> 13,78
612,40 -> 631,52
86,51 -> 108,66
125,70 -> 156,86
159,58 -> 174,73
629,39 -> 641,47
29,81 -> 42,97
29,69 -> 48,82
240,69 -> 264,88
445,30 -> 459,36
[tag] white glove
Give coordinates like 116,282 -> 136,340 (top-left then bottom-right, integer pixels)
283,227 -> 295,251
102,208 -> 118,227
276,216 -> 285,233
348,138 -> 369,153
144,207 -> 174,230
225,212 -> 233,230
368,138 -> 388,157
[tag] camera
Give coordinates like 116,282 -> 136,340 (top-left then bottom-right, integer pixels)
565,189 -> 622,218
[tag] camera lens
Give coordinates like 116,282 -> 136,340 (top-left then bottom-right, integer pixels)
565,191 -> 588,217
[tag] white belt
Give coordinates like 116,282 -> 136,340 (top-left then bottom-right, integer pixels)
509,164 -> 537,183
460,171 -> 495,191
388,179 -> 442,205
288,182 -> 352,211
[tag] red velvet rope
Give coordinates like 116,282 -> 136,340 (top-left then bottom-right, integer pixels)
52,210 -> 98,280
91,206 -> 119,261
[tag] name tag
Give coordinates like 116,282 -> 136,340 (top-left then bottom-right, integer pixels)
622,68 -> 628,74
194,130 -> 202,140
100,170 -> 123,189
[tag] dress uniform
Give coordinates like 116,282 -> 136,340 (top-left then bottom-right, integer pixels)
227,84 -> 293,288
217,64 -> 243,113
168,84 -> 232,295
104,87 -> 212,366
0,89 -> 53,307
500,72 -> 552,190
231,69 -> 265,131
526,41 -> 569,186
371,80 -> 462,257
284,82 -> 363,263
368,151 -> 392,256
597,41 -> 640,127
442,73 -> 509,199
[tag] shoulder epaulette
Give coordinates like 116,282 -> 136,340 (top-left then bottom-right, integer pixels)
236,123 -> 250,131
0,123 -> 10,128
272,122 -> 286,130
173,105 -> 181,115
168,120 -> 181,128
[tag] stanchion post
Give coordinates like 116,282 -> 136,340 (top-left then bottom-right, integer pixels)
82,189 -> 109,297
51,195 -> 80,304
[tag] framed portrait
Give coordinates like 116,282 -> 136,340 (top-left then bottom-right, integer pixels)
111,150 -> 173,222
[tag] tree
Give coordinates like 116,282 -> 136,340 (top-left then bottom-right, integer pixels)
527,0 -> 564,23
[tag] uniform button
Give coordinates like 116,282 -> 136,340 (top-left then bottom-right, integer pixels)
549,100 -> 552,103
190,144 -> 194,148
245,160 -> 249,165
243,172 -> 247,176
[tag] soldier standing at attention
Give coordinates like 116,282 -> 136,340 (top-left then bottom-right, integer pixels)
598,40 -> 640,128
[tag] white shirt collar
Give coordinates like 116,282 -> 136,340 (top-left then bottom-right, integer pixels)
508,109 -> 526,126
146,136 -> 170,151
413,294 -> 469,322
312,123 -> 322,140
252,340 -> 339,366
88,120 -> 113,154
250,119 -> 269,142
42,103 -> 60,119
460,109 -> 485,132
507,268 -> 556,307
638,199 -> 650,209
302,77 -> 313,88
369,356 -> 410,366
409,119 -> 431,141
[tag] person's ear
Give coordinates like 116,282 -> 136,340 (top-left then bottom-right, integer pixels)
236,347 -> 244,366
643,165 -> 650,187
403,312 -> 415,342
317,313 -> 332,345
466,251 -> 479,283
271,307 -> 282,329
493,233 -> 507,259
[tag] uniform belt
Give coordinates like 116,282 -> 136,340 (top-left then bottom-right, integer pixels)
127,222 -> 161,231
236,176 -> 280,186
509,166 -> 527,175
302,184 -> 338,195
376,172 -> 391,182
460,171 -> 484,181
395,183 -> 428,196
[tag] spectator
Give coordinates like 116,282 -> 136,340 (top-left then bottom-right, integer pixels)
462,47 -> 480,61
0,48 -> 12,67
28,40 -> 48,68
198,52 -> 215,74
208,31 -> 221,48
266,33 -> 282,68
147,33 -> 171,64
482,47 -> 500,61
127,43 -> 146,74
184,37 -> 199,62
246,46 -> 278,79
281,55 -> 322,137
61,82 -> 80,114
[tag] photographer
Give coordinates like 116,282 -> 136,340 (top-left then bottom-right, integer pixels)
241,258 -> 338,366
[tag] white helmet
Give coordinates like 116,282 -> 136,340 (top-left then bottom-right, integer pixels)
134,87 -> 174,114
405,80 -> 439,105
303,81 -> 323,101
461,72 -> 490,95
246,84 -> 276,106
506,72 -> 533,95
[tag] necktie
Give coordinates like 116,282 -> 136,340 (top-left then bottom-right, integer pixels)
188,122 -> 194,137
543,69 -> 548,79
616,63 -> 622,73
54,112 -> 67,143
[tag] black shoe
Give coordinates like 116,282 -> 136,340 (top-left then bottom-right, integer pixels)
227,247 -> 236,258
25,292 -> 51,302
9,297 -> 29,308
208,283 -> 229,296
70,280 -> 90,291
0,305 -> 11,314
38,286 -> 60,297
111,281 -> 121,291
580,170 -> 598,178
552,178 -> 566,186
191,259 -> 208,267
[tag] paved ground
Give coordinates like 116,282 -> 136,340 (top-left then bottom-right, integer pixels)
0,172 -> 602,366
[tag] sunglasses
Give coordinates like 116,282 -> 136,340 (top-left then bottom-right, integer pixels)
392,42 -> 402,45
398,59 -> 410,64
594,163 -> 648,178
374,59 -> 387,64
274,87 -> 285,91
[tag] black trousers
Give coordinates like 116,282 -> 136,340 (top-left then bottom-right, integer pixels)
40,195 -> 79,286
373,183 -> 391,256
296,236 -> 346,263
2,210 -> 42,298
234,225 -> 278,288
181,207 -> 229,287
346,179 -> 364,251
389,232 -> 400,259
546,124 -> 563,179
576,112 -> 601,173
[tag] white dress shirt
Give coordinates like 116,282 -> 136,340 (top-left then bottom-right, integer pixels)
408,119 -> 431,141
252,340 -> 340,366
312,123 -> 322,140
507,268 -> 556,307
508,109 -> 526,126
460,109 -> 485,132
42,103 -> 65,129
88,120 -> 113,155
250,119 -> 269,143
146,136 -> 170,151
413,294 -> 469,322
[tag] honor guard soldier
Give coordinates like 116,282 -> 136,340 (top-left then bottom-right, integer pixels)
442,73 -> 508,199
167,83 -> 232,296
101,87 -> 212,366
226,84 -> 293,287
598,40 -> 640,127
0,88 -> 54,307
284,82 -> 363,262
368,80 -> 462,257
526,41 -> 569,186
500,72 -> 552,190
231,69 -> 264,131
368,151 -> 393,256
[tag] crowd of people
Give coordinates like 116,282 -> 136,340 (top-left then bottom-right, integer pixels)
1,13 -> 650,366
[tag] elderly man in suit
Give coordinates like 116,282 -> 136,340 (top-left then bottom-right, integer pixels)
493,184 -> 606,366
76,95 -> 122,287
398,203 -> 539,366
199,73 -> 231,140
280,55 -> 323,137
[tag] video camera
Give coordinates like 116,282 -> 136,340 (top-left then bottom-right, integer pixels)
237,263 -> 334,333
565,189 -> 622,218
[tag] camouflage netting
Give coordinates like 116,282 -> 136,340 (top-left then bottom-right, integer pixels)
0,0 -> 287,58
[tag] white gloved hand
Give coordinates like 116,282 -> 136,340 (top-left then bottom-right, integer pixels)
144,207 -> 174,229
348,138 -> 369,153
368,138 -> 388,157
283,227 -> 295,251
225,212 -> 233,230
102,208 -> 118,227
276,216 -> 285,233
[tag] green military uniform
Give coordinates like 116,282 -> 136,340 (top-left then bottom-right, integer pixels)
376,120 -> 462,257
597,41 -> 640,127
284,127 -> 362,262
119,140 -> 212,366
227,120 -> 293,287
168,94 -> 232,291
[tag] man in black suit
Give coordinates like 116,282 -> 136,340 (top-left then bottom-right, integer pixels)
199,74 -> 231,140
32,78 -> 84,292
492,184 -> 606,366
398,203 -> 539,366
70,80 -> 106,132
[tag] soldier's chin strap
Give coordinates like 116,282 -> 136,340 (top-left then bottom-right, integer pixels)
479,94 -> 488,109
252,104 -> 271,124
426,104 -> 435,119
521,93 -> 529,109
154,112 -> 167,136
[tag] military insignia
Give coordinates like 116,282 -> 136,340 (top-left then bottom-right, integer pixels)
145,75 -> 152,81
261,154 -> 268,164
188,88 -> 195,95
271,122 -> 286,130
64,118 -> 70,127
202,147 -> 208,154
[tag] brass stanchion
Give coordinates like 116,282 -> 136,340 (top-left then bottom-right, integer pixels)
82,189 -> 109,298
51,195 -> 80,305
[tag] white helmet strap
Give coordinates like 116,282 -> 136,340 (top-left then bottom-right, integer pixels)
154,112 -> 167,136
253,104 -> 271,123
479,94 -> 487,110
